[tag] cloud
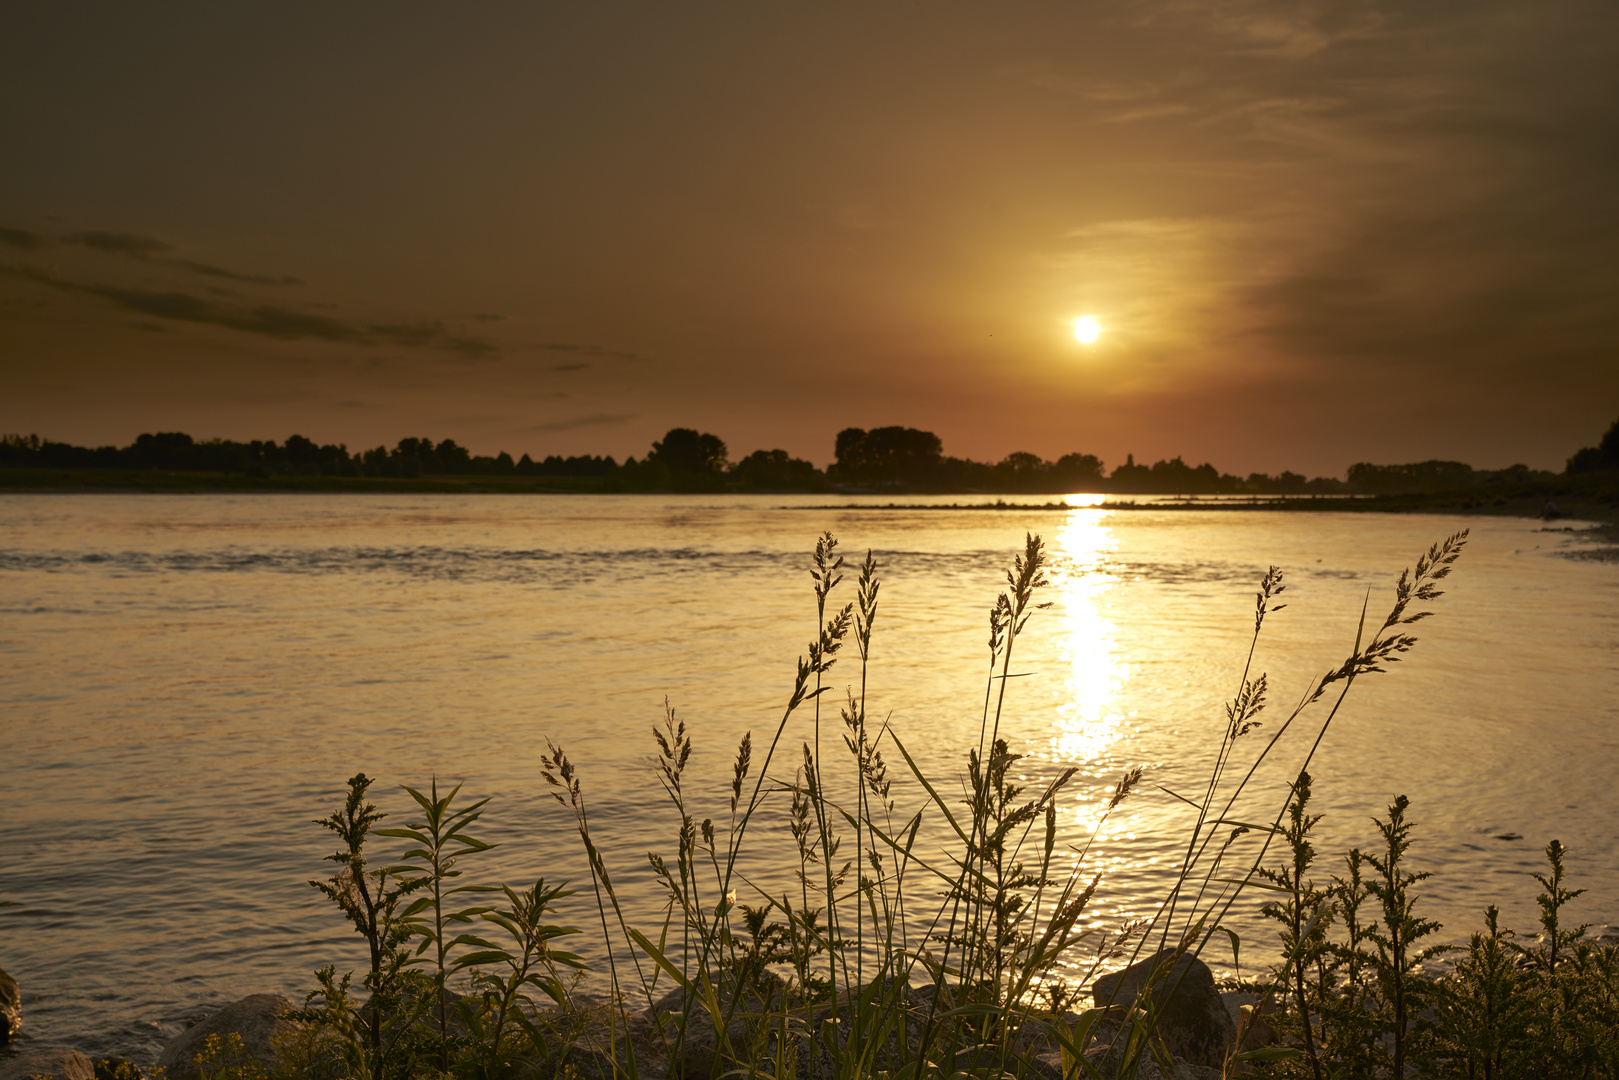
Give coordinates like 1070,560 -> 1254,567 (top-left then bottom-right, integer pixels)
548,362 -> 589,371
69,230 -> 172,257
172,259 -> 303,286
538,341 -> 646,361
473,312 -> 504,322
4,225 -> 302,285
367,320 -> 496,356
2,264 -> 498,356
526,412 -> 637,432
0,227 -> 44,250
1016,0 -> 1619,410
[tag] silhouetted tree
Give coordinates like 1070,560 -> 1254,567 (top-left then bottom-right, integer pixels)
1347,460 -> 1475,493
832,426 -> 943,486
1566,416 -> 1619,473
731,448 -> 825,490
1107,454 -> 1238,494
1110,453 -> 1150,489
650,428 -> 728,475
434,439 -> 472,473
128,432 -> 198,470
528,453 -> 616,477
1051,452 -> 1105,490
994,452 -> 1049,492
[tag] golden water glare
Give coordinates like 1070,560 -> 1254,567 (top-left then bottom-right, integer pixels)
1050,507 -> 1129,773
1040,506 -> 1153,961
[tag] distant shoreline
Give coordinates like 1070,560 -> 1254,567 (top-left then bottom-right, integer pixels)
2,467 -> 1615,526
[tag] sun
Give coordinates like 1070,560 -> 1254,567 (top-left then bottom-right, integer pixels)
1073,316 -> 1101,344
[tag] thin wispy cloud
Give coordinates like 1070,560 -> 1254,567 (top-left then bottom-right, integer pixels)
526,412 -> 637,432
69,230 -> 172,257
538,342 -> 646,361
2,264 -> 498,356
173,260 -> 303,286
0,227 -> 45,250
1,224 -> 304,286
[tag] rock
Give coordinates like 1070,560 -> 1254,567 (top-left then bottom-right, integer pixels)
0,1049 -> 94,1080
645,974 -> 792,1079
0,967 -> 19,1043
156,994 -> 300,1080
1091,951 -> 1236,1070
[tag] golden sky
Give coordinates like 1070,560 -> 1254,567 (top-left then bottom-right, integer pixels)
2,3 -> 1616,474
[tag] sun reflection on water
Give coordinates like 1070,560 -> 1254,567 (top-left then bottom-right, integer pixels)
1048,508 -> 1130,787
1031,508 -> 1154,987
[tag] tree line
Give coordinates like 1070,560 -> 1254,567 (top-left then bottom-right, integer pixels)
2,416 -> 1614,494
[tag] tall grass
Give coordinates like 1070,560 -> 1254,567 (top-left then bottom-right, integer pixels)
287,525 -> 1619,1080
523,528 -> 1470,1080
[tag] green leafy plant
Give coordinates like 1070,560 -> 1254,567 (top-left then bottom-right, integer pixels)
1363,795 -> 1451,1080
193,1033 -> 268,1080
1429,906 -> 1530,1079
380,779 -> 497,1069
1253,770 -> 1335,1080
1252,806 -> 1619,1079
456,877 -> 589,1079
300,774 -> 432,1080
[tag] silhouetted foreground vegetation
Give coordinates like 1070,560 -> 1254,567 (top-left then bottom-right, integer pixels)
130,529 -> 1613,1080
4,418 -> 1617,506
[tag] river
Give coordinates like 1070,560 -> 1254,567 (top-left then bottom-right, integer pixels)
1,493 -> 1615,1061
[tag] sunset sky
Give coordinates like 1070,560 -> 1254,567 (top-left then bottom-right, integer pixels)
3,3 -> 1616,476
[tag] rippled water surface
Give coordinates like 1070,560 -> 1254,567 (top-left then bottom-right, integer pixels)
2,494 -> 1615,1060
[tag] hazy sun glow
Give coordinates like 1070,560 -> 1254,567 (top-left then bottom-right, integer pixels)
1073,316 -> 1101,344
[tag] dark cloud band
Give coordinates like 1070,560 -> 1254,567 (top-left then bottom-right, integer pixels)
2,264 -> 496,356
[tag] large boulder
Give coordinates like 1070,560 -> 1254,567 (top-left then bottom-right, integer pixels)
0,1049 -> 94,1080
0,967 -> 19,1043
156,994 -> 300,1080
1091,951 -> 1235,1070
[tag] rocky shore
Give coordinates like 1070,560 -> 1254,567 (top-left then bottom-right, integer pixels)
0,955 -> 1278,1080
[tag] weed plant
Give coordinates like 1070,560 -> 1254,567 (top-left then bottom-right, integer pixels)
281,526 -> 1614,1080
1250,790 -> 1619,1080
